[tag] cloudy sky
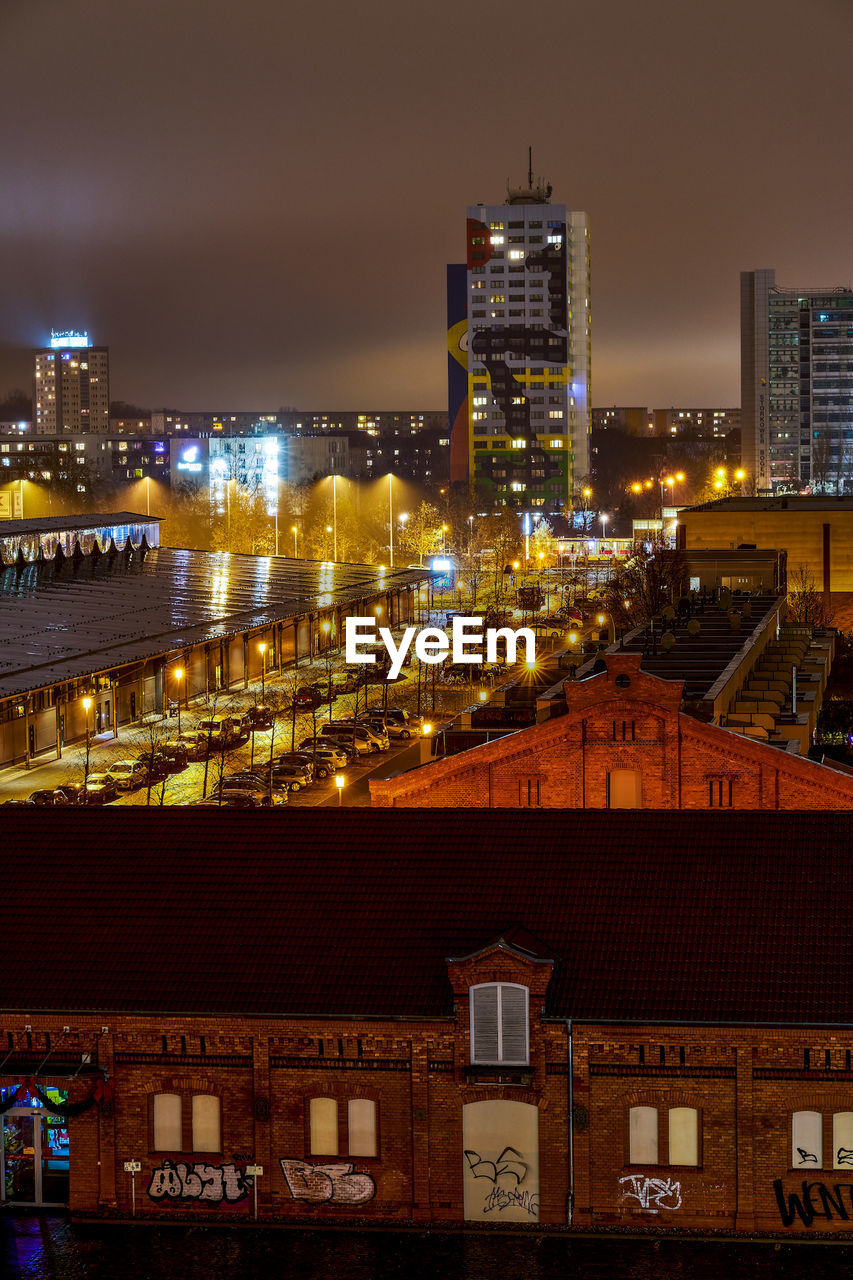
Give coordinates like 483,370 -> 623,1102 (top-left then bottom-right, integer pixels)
1,0 -> 851,411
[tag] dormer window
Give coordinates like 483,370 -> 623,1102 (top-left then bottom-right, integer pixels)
469,983 -> 529,1065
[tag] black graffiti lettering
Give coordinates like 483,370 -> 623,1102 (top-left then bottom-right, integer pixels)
796,1147 -> 818,1165
464,1147 -> 527,1186
837,1147 -> 853,1166
483,1186 -> 539,1216
773,1180 -> 853,1228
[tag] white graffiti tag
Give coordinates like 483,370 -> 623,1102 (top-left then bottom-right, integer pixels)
147,1160 -> 252,1204
280,1159 -> 375,1205
618,1174 -> 682,1211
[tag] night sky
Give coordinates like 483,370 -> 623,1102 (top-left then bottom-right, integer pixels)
1,0 -> 851,412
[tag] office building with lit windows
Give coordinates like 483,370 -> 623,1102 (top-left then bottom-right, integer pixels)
741,270 -> 853,493
33,331 -> 110,435
463,171 -> 590,510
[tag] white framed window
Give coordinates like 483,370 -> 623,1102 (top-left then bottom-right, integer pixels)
834,1112 -> 853,1169
192,1094 -> 221,1152
469,983 -> 529,1065
792,1110 -> 822,1168
309,1097 -> 339,1155
153,1093 -> 182,1151
629,1106 -> 658,1164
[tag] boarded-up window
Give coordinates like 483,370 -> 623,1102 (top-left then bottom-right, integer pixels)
629,1106 -> 658,1164
153,1093 -> 182,1151
348,1099 -> 377,1157
668,1107 -> 699,1166
608,769 -> 642,809
192,1094 -> 221,1152
517,776 -> 541,807
833,1113 -> 853,1169
793,1110 -> 822,1168
470,983 -> 529,1065
309,1097 -> 339,1155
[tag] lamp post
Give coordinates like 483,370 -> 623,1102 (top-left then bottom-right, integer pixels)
145,475 -> 151,518
173,667 -> 184,736
388,474 -> 394,568
82,695 -> 93,789
332,474 -> 338,561
258,643 -> 267,704
291,526 -> 298,558
335,774 -> 345,806
600,513 -> 608,545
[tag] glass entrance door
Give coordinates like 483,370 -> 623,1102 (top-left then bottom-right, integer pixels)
2,1108 -> 69,1206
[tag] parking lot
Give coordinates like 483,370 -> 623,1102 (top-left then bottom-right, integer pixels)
0,630 -> 493,809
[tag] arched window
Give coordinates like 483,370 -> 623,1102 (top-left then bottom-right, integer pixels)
192,1094 -> 221,1152
348,1099 -> 377,1157
833,1112 -> 853,1169
469,983 -> 529,1065
629,1106 -> 658,1164
309,1097 -> 339,1155
668,1107 -> 699,1166
153,1093 -> 181,1151
792,1111 -> 822,1168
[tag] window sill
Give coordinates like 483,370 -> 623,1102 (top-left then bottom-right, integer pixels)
464,1065 -> 534,1086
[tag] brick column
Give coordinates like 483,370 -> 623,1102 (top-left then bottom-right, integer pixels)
410,1039 -> 432,1221
98,1030 -> 117,1208
252,1034 -> 272,1213
734,1044 -> 755,1231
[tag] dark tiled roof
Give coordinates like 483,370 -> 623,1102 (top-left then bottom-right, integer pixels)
2,809 -> 851,1026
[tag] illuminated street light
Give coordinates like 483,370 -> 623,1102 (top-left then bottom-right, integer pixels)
335,774 -> 345,806
258,643 -> 267,703
291,525 -> 298,557
174,666 -> 184,735
82,695 -> 93,788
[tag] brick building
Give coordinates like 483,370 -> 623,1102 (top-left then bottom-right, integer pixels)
370,653 -> 853,810
4,809 -> 853,1237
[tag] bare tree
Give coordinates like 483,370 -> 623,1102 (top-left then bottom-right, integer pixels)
787,566 -> 833,629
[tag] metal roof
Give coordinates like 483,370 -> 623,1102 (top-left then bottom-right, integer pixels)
0,547 -> 427,700
0,511 -> 159,537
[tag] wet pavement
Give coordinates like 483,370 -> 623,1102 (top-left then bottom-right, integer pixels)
4,1216 -> 853,1280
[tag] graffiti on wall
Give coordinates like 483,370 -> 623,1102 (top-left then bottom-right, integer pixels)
464,1147 -> 538,1217
618,1174 -> 682,1211
280,1158 -> 375,1205
147,1160 -> 252,1204
774,1179 -> 853,1228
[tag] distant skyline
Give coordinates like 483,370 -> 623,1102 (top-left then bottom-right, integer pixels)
1,0 -> 851,412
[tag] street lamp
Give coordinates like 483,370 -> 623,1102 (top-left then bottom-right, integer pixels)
258,643 -> 267,703
82,695 -> 93,788
600,513 -> 608,542
173,667 -> 184,735
291,526 -> 298,557
335,774 -> 345,806
388,473 -> 395,568
331,473 -> 338,561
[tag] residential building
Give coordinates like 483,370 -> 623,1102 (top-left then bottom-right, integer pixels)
5,806 -> 853,1236
33,331 -> 109,434
652,407 -> 740,439
741,269 -> 853,492
462,166 -> 590,510
591,407 -> 651,437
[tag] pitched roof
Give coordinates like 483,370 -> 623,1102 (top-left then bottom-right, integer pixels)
2,809 -> 851,1026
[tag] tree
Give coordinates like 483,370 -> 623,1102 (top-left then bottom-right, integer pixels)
399,500 -> 443,567
787,566 -> 833,629
0,389 -> 32,421
603,547 -> 687,631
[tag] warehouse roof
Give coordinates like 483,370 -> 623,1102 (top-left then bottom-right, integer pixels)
1,809 -> 850,1026
0,547 -> 426,699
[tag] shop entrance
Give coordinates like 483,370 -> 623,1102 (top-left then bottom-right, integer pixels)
1,1093 -> 69,1206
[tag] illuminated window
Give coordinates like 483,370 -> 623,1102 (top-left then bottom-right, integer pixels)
153,1094 -> 182,1150
792,1111 -> 822,1168
669,1107 -> 699,1166
511,438 -> 526,448
309,1098 -> 339,1155
348,1099 -> 377,1157
629,1107 -> 658,1163
192,1095 -> 221,1151
549,440 -> 563,448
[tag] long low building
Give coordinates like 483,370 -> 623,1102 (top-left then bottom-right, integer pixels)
0,513 -> 427,768
3,808 -> 853,1237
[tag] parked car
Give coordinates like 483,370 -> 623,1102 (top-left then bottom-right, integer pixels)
386,708 -> 423,733
294,687 -> 325,710
324,719 -> 388,752
84,773 -> 119,804
107,760 -> 149,791
359,713 -> 412,741
200,790 -> 275,809
27,788 -> 72,806
215,778 -> 287,807
175,731 -> 209,761
55,782 -> 87,806
319,725 -> 374,756
223,713 -> 252,743
248,705 -> 275,730
161,741 -> 190,770
223,770 -> 291,803
133,752 -> 171,782
273,751 -> 316,779
270,761 -> 313,792
298,738 -> 356,767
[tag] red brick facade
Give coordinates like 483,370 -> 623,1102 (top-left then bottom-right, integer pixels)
371,654 -> 853,810
11,968 -> 853,1234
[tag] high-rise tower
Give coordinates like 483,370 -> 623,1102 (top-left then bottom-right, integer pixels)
460,161 -> 590,509
742,271 -> 853,493
33,330 -> 110,434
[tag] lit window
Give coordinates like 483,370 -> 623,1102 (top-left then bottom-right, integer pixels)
668,1107 -> 699,1166
348,1099 -> 377,1157
309,1097 -> 339,1155
511,438 -> 526,449
629,1106 -> 658,1164
192,1095 -> 221,1151
792,1111 -> 822,1168
834,1113 -> 853,1169
549,440 -> 563,448
153,1094 -> 182,1151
